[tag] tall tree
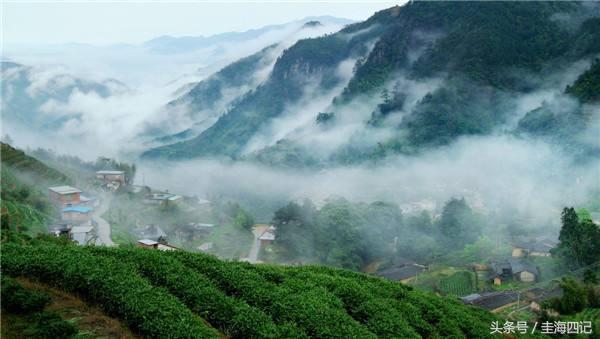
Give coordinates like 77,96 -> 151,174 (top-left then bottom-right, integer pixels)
272,201 -> 316,260
556,207 -> 600,267
438,198 -> 480,249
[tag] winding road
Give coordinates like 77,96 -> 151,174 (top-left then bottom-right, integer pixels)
244,225 -> 269,263
93,197 -> 116,246
247,234 -> 261,263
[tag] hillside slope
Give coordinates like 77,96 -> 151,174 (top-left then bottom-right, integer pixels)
1,143 -> 69,184
1,143 -> 69,235
2,241 -> 498,338
143,1 -> 600,163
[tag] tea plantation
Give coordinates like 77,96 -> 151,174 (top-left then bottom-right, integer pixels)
1,240 -> 500,338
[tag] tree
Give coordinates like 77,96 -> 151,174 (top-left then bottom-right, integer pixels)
549,278 -> 588,315
460,236 -> 505,262
406,211 -> 433,233
576,208 -> 592,223
583,269 -> 598,285
316,201 -> 366,270
234,208 -> 254,230
272,201 -> 317,260
380,88 -> 390,104
316,112 -> 335,125
437,198 -> 480,250
556,207 -> 600,267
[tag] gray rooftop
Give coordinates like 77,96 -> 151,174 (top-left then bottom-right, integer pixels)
507,258 -> 539,275
465,291 -> 519,311
491,258 -> 539,276
377,264 -> 426,281
514,237 -> 557,253
132,225 -> 167,241
138,239 -> 158,246
49,185 -> 82,195
96,170 -> 125,175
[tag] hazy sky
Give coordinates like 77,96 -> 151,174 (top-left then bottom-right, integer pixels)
3,1 -> 402,45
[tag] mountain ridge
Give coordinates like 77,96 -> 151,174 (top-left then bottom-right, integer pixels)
142,1 -> 600,164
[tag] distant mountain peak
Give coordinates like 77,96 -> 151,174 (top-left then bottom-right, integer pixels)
302,21 -> 323,28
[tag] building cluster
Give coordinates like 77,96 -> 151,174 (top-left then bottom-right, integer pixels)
136,239 -> 179,251
96,170 -> 126,191
460,285 -> 563,313
143,192 -> 183,205
132,224 -> 179,251
47,185 -> 98,245
459,236 -> 561,313
487,236 -> 557,285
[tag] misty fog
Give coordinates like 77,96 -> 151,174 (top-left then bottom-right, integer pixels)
139,134 -> 599,228
3,3 -> 599,244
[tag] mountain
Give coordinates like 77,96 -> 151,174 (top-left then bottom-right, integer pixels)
565,58 -> 600,103
144,44 -> 281,146
1,61 -> 127,132
143,16 -> 354,54
143,19 -> 355,148
143,1 -> 600,164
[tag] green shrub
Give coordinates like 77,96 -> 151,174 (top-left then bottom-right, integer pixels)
1,276 -> 51,314
1,243 -> 219,338
23,312 -> 78,339
89,246 -> 300,339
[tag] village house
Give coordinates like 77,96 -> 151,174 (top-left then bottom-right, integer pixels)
377,264 -> 427,283
136,239 -> 179,251
129,185 -> 151,194
96,170 -> 126,185
526,286 -> 563,313
48,185 -> 82,208
131,224 -> 167,242
460,291 -> 520,312
69,226 -> 96,245
61,205 -> 93,224
197,242 -> 213,252
376,257 -> 427,283
79,194 -> 99,208
143,192 -> 183,205
258,225 -> 276,247
512,237 -> 557,257
174,223 -> 215,241
48,222 -> 72,237
490,258 -> 539,285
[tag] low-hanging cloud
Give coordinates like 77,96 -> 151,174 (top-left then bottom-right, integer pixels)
139,134 -> 599,228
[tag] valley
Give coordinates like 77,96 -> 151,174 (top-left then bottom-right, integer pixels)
2,1 -> 600,338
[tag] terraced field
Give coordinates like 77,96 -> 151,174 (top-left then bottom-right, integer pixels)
439,271 -> 476,297
2,241 -> 499,338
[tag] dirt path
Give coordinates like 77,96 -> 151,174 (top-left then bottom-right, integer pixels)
245,225 -> 269,263
14,278 -> 136,338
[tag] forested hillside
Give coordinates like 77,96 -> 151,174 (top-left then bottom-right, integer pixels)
565,58 -> 600,103
143,1 -> 600,164
1,143 -> 69,184
1,143 -> 68,236
2,240 -> 499,338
